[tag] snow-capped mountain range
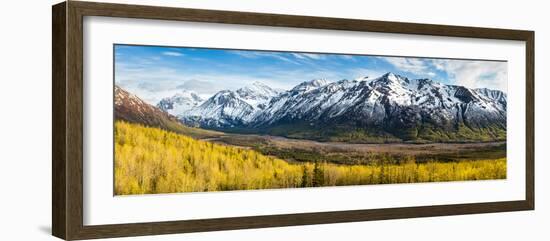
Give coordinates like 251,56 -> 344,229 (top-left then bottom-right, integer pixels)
155,72 -> 507,142
161,81 -> 281,127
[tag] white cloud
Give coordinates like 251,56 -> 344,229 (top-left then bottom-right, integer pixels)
430,59 -> 507,92
379,57 -> 430,75
291,53 -> 325,60
162,51 -> 183,57
290,53 -> 307,59
115,67 -> 188,104
339,55 -> 357,61
230,51 -> 301,65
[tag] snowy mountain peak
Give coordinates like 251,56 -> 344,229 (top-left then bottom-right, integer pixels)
166,89 -> 203,100
157,90 -> 204,116
378,72 -> 410,84
291,79 -> 330,92
237,81 -> 280,99
210,90 -> 236,102
384,72 -> 398,78
355,76 -> 371,82
367,72 -> 415,99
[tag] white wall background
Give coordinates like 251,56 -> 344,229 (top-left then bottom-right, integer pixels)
0,0 -> 547,240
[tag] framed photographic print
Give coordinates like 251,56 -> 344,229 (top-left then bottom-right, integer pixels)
52,1 -> 534,240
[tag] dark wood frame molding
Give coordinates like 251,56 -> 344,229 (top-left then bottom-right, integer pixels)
52,1 -> 535,240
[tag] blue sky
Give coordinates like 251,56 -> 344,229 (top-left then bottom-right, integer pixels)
115,44 -> 507,104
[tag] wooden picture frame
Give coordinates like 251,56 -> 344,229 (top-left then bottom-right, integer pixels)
52,1 -> 534,240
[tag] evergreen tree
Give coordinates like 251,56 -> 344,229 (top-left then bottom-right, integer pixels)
312,161 -> 324,187
300,166 -> 310,187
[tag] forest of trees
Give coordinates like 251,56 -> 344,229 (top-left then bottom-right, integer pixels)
114,121 -> 507,195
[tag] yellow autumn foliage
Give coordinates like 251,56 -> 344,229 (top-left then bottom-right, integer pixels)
114,121 -> 506,195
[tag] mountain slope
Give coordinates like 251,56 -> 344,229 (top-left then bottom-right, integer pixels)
114,85 -> 221,139
156,90 -> 204,116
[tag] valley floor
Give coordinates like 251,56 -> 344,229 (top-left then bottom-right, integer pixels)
204,134 -> 506,164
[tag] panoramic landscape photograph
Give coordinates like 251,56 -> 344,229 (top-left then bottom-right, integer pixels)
113,44 -> 507,195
